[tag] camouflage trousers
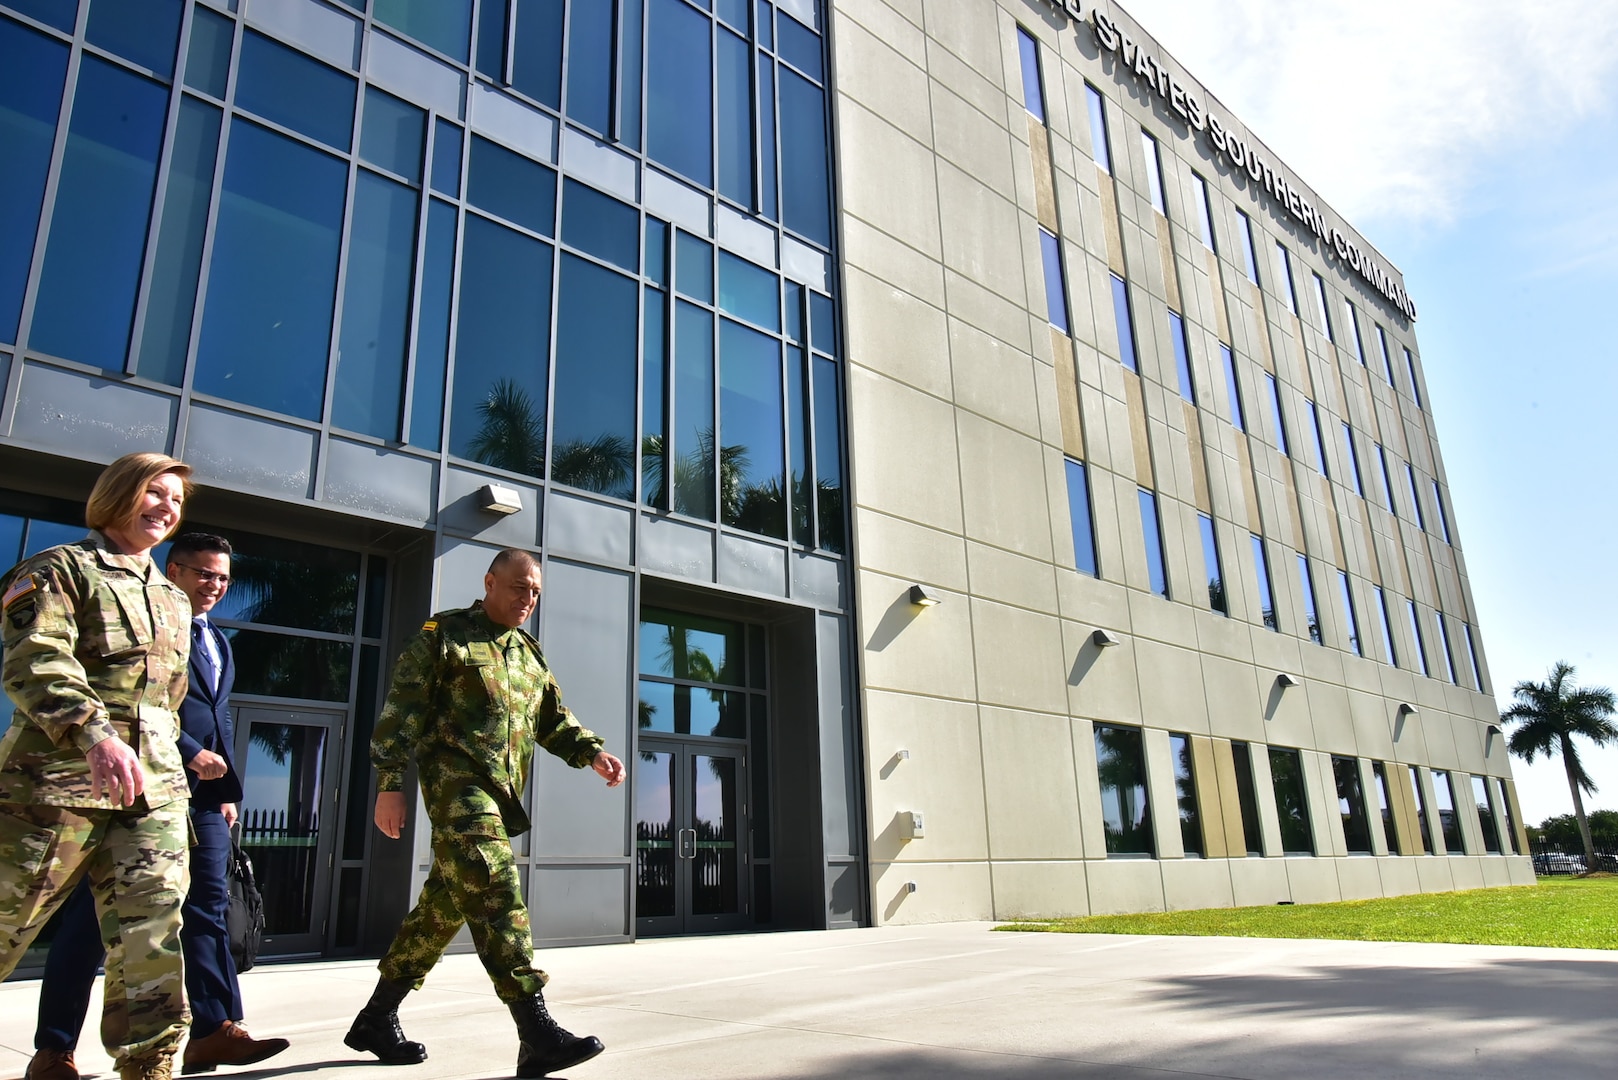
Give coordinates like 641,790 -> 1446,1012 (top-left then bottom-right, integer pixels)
379,812 -> 549,1002
0,801 -> 191,1067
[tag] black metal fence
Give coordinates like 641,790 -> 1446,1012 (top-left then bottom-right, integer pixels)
1528,842 -> 1618,875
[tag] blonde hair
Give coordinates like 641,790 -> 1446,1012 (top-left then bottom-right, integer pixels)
85,452 -> 194,540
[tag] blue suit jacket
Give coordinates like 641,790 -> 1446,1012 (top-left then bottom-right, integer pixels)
176,620 -> 242,809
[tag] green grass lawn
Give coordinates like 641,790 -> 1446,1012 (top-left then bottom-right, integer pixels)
997,876 -> 1618,949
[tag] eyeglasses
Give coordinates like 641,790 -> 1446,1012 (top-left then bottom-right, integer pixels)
172,562 -> 231,587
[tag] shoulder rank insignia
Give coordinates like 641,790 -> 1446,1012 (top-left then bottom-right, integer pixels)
3,574 -> 39,609
421,619 -> 438,632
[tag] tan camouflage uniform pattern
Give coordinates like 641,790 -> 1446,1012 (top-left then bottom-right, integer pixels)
372,601 -> 604,1001
0,535 -> 192,1067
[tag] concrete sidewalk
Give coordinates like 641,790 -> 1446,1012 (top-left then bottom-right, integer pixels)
3,923 -> 1614,1079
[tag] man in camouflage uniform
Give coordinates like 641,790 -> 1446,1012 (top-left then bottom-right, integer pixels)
345,548 -> 625,1078
1,534 -> 194,1080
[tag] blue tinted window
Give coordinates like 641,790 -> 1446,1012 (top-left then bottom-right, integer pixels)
552,254 -> 638,499
1236,210 -> 1258,284
475,0 -> 510,80
1375,587 -> 1398,666
674,299 -> 715,519
360,88 -> 425,183
334,170 -> 418,439
779,66 -> 829,246
784,285 -> 804,342
756,0 -> 773,48
718,252 -> 779,331
1376,324 -> 1395,382
0,511 -> 21,567
1200,514 -> 1224,614
1085,84 -> 1110,172
1340,423 -> 1363,496
1436,615 -> 1458,683
1432,480 -> 1451,543
467,135 -> 555,235
646,218 -> 669,286
675,231 -> 713,302
757,51 -> 777,219
1138,489 -> 1167,597
565,0 -> 613,132
5,0 -> 76,31
510,0 -> 563,109
1039,230 -> 1068,333
1141,130 -> 1165,213
1297,554 -> 1321,644
642,287 -> 668,506
1338,571 -> 1361,656
1307,401 -> 1329,477
408,199 -> 456,451
812,354 -> 843,553
1251,535 -> 1276,630
1265,373 -> 1289,455
1465,624 -> 1484,691
562,179 -> 638,272
1345,299 -> 1364,363
1110,274 -> 1136,371
137,97 -> 220,386
1096,724 -> 1153,855
1405,463 -> 1426,529
30,58 -> 167,371
87,0 -> 182,78
183,5 -> 234,98
430,119 -> 462,196
196,120 -> 345,420
1406,601 -> 1429,676
620,0 -> 643,150
1017,27 -> 1044,122
1313,273 -> 1333,341
373,0 -> 471,62
0,19 -> 67,344
1169,310 -> 1193,402
1404,347 -> 1423,408
449,214 -> 553,475
1275,242 -> 1296,313
718,0 -> 748,31
1067,466 -> 1093,579
237,31 -> 356,151
718,27 -> 752,205
1376,444 -> 1396,514
810,292 -> 834,353
648,0 -> 712,186
787,345 -> 809,542
1193,173 -> 1215,250
1220,344 -> 1243,431
720,319 -> 786,538
776,10 -> 821,80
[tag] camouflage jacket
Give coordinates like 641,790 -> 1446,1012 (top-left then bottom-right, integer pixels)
0,534 -> 192,809
371,601 -> 604,835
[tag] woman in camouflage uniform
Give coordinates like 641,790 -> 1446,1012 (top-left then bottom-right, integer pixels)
0,452 -> 197,1080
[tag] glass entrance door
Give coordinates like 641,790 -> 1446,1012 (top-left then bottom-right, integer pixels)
235,706 -> 342,956
635,740 -> 749,935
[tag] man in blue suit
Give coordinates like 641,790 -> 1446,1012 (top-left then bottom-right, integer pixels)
25,534 -> 291,1080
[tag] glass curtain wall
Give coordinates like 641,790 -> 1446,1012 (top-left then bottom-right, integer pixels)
0,0 -> 844,553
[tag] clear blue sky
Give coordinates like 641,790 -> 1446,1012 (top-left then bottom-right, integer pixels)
1118,0 -> 1618,823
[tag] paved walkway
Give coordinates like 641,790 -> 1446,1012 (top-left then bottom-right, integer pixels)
3,923 -> 1615,1079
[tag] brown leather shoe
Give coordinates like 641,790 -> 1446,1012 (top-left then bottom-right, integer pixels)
181,1022 -> 290,1075
26,1049 -> 78,1080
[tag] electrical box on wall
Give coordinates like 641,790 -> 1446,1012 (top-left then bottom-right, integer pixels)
900,810 -> 925,840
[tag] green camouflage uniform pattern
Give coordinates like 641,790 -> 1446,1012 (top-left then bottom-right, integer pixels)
0,535 -> 193,1067
372,601 -> 604,1002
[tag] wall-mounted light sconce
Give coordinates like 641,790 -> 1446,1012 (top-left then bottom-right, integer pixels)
909,584 -> 943,607
899,810 -> 925,840
1091,629 -> 1121,647
905,881 -> 918,894
1275,672 -> 1300,688
1397,702 -> 1418,717
896,749 -> 911,761
478,483 -> 523,515
1485,722 -> 1503,753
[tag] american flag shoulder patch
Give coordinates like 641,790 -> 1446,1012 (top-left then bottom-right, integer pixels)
3,574 -> 39,608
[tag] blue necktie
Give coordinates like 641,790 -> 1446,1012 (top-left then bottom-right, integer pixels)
192,619 -> 218,694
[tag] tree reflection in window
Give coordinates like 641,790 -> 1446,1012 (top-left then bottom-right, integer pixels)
637,608 -> 752,740
1094,724 -> 1153,856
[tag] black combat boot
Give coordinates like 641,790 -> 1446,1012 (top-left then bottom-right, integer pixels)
344,977 -> 429,1064
508,993 -> 604,1077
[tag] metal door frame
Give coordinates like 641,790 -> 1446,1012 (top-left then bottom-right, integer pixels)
635,737 -> 751,935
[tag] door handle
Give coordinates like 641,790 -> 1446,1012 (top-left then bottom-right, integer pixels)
677,828 -> 696,859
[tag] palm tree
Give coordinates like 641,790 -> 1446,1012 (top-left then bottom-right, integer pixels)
1502,661 -> 1617,868
467,378 -> 546,477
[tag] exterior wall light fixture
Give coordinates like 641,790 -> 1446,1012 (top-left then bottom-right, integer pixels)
909,584 -> 943,607
1091,629 -> 1121,647
478,483 -> 523,515
1275,672 -> 1300,688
